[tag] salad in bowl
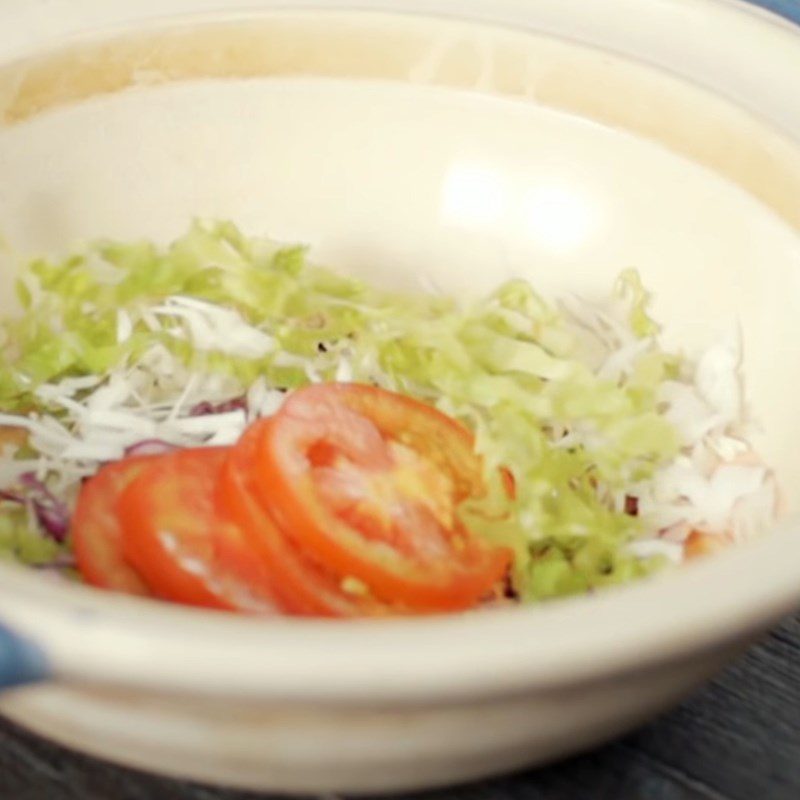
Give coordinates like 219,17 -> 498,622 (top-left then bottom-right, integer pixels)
0,220 -> 778,617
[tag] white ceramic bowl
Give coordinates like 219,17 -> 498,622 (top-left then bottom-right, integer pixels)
0,0 -> 799,793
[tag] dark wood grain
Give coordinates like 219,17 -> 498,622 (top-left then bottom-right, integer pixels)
0,610 -> 798,800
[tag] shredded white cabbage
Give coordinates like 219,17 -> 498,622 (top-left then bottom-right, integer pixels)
0,221 -> 779,595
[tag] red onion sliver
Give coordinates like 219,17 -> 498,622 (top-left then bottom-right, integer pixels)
189,397 -> 247,417
123,439 -> 180,458
19,473 -> 71,543
0,490 -> 25,506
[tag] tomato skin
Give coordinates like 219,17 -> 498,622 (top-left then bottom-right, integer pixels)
219,422 -> 388,617
251,383 -> 512,612
72,457 -> 155,596
117,447 -> 278,613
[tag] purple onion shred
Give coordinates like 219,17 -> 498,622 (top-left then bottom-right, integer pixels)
189,396 -> 247,417
17,472 -> 71,543
0,489 -> 25,506
123,439 -> 179,458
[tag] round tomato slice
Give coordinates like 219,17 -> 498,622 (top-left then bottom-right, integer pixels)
219,422 -> 390,617
72,457 -> 155,596
117,447 -> 278,613
251,383 -> 512,612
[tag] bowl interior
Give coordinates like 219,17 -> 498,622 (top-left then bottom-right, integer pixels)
0,5 -> 799,695
1,9 -> 799,497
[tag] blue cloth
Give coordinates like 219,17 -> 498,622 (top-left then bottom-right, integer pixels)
751,0 -> 800,24
0,623 -> 48,689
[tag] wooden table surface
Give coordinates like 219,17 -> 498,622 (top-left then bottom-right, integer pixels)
1,1 -> 799,799
0,610 -> 797,800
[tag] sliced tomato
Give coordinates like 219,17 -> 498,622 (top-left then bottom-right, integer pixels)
247,383 -> 511,612
219,423 -> 390,617
72,457 -> 155,596
117,447 -> 278,613
324,384 -> 485,501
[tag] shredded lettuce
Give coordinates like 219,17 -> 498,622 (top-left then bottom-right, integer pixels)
0,220 -> 689,596
616,268 -> 660,339
0,504 -> 71,567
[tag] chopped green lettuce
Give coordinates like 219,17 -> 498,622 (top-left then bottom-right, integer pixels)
0,220 -> 684,597
0,504 -> 69,566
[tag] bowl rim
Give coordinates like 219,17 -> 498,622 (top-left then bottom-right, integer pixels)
2,521 -> 800,701
0,0 -> 799,702
2,0 -> 800,138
